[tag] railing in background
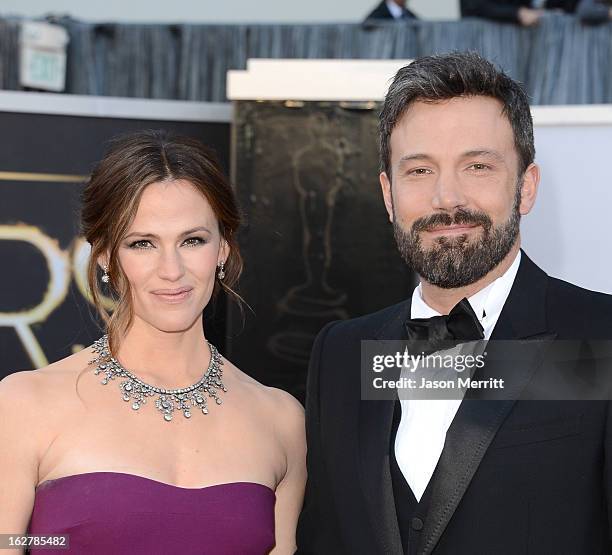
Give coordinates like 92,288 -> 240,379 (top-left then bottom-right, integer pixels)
0,15 -> 610,103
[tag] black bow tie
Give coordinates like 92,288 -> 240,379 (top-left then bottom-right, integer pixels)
404,298 -> 485,354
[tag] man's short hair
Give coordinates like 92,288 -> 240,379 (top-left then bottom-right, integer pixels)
379,51 -> 535,179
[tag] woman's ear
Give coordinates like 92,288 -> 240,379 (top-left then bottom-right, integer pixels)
97,251 -> 111,284
218,239 -> 229,266
97,253 -> 109,271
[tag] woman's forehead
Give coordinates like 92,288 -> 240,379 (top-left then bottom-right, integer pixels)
135,180 -> 215,219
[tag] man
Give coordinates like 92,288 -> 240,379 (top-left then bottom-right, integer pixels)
577,0 -> 612,24
365,0 -> 418,21
461,0 -> 578,25
296,52 -> 612,554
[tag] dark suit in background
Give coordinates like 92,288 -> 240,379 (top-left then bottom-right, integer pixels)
296,252 -> 612,554
577,0 -> 612,23
365,1 -> 418,21
461,0 -> 578,23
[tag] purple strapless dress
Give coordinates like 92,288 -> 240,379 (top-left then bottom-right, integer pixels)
28,472 -> 276,554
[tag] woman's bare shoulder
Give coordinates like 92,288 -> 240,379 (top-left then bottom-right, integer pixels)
223,357 -> 304,424
0,346 -> 97,492
0,344 -> 95,404
225,361 -> 306,479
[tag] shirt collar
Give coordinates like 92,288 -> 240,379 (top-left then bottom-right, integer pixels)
411,250 -> 521,339
385,0 -> 405,19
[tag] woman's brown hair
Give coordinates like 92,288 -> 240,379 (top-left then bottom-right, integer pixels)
81,130 -> 242,353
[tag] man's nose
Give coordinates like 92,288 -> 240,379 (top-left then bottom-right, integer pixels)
430,172 -> 468,212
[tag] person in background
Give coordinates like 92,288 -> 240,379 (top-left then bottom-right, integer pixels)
364,0 -> 418,21
577,0 -> 612,23
461,0 -> 578,25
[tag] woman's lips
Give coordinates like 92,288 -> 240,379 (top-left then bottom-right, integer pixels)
151,287 -> 193,303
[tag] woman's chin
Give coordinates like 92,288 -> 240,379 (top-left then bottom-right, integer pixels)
140,314 -> 204,335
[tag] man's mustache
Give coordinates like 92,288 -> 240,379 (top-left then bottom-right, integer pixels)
411,209 -> 492,234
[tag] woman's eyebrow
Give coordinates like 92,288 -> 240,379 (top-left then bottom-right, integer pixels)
124,226 -> 212,240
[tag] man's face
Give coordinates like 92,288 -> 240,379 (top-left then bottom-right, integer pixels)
380,95 -> 538,288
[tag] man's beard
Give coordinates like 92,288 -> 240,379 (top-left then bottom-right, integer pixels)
393,188 -> 521,289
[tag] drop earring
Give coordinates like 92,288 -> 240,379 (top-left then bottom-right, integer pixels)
101,265 -> 110,283
217,261 -> 225,280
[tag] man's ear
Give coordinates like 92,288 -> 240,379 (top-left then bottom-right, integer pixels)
380,171 -> 394,223
519,163 -> 540,215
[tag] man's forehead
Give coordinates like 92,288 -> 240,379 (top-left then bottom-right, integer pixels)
390,97 -> 515,155
395,95 -> 508,126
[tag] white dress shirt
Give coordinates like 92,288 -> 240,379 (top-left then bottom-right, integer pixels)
395,251 -> 522,500
386,0 -> 405,19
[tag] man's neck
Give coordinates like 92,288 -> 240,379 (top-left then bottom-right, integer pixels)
419,242 -> 521,315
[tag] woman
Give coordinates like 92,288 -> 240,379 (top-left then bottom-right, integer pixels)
0,131 -> 306,554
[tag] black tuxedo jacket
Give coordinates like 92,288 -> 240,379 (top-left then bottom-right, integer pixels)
365,1 -> 418,20
296,252 -> 612,554
461,0 -> 578,23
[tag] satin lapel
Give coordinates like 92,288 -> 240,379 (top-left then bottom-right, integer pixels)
417,251 -> 556,555
357,302 -> 410,555
417,333 -> 556,555
358,397 -> 403,555
488,251 -> 550,342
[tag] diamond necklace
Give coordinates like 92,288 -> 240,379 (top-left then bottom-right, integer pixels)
89,335 -> 227,422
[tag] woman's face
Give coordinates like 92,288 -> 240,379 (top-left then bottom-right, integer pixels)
116,179 -> 226,334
